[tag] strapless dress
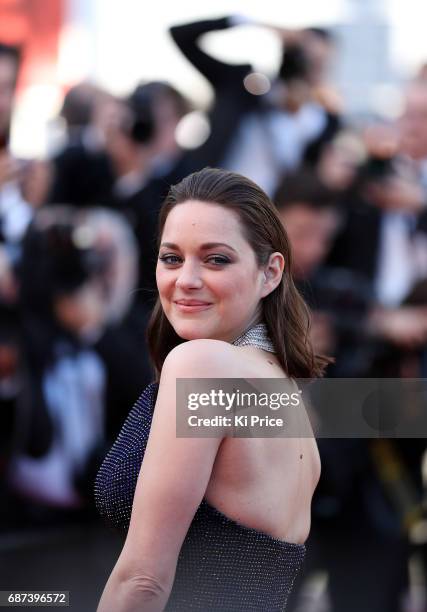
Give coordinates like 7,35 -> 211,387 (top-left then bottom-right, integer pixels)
95,382 -> 305,611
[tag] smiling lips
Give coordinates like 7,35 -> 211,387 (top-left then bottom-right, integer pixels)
173,299 -> 213,312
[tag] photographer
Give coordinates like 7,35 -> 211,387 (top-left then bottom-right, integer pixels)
274,169 -> 374,376
170,16 -> 340,196
276,168 -> 426,612
5,206 -> 148,526
0,42 -> 49,246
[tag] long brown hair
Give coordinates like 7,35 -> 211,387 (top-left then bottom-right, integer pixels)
148,167 -> 329,379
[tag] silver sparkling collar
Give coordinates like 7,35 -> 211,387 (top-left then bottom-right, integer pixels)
231,323 -> 275,353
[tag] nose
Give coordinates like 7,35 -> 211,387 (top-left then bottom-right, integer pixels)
175,260 -> 203,290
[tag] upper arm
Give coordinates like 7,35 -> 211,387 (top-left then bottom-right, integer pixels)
169,17 -> 249,88
115,341 -> 231,586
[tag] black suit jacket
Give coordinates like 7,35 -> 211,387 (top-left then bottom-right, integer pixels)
170,17 -> 341,175
48,143 -> 115,207
170,17 -> 263,170
327,199 -> 382,284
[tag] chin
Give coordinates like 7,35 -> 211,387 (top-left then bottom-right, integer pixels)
175,326 -> 209,341
172,319 -> 217,341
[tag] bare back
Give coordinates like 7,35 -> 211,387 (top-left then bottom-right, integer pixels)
204,345 -> 320,545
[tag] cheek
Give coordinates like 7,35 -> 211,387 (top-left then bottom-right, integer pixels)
156,266 -> 173,297
218,271 -> 260,303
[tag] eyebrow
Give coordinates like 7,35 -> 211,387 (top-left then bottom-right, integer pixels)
160,242 -> 237,253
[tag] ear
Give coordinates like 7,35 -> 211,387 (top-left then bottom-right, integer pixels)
261,252 -> 285,298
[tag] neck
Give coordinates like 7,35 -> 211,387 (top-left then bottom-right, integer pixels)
231,322 -> 275,353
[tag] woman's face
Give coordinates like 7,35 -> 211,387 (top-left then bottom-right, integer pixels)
157,200 -> 269,342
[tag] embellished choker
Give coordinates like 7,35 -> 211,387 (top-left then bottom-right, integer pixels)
231,323 -> 275,353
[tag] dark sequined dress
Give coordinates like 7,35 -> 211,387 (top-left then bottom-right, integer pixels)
95,382 -> 305,611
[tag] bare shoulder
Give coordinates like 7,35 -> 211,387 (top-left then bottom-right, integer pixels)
162,339 -> 241,379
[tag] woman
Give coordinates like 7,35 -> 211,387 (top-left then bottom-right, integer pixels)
95,168 -> 326,611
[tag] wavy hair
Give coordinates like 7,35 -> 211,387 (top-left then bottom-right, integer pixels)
147,167 -> 329,379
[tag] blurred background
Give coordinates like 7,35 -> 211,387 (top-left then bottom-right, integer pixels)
2,0 -> 427,610
3,0 -> 427,158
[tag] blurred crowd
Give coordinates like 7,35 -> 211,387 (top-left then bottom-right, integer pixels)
1,15 -> 427,611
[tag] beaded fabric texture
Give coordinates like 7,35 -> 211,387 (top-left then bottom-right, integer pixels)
232,322 -> 275,353
95,330 -> 305,611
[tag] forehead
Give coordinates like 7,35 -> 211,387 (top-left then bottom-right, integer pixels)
162,200 -> 248,245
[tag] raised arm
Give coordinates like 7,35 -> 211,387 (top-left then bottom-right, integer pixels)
169,16 -> 251,88
97,340 -> 233,612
